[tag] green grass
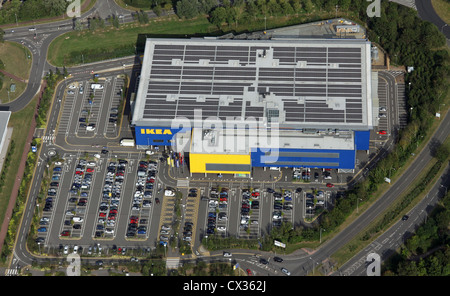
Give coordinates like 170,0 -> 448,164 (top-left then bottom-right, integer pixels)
47,7 -> 348,68
0,41 -> 32,103
431,0 -> 450,24
47,15 -> 220,67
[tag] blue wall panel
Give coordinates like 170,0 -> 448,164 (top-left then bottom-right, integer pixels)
354,130 -> 370,150
135,126 -> 189,146
251,148 -> 355,169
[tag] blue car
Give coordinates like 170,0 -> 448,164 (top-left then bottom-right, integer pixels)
284,196 -> 292,201
37,227 -> 47,232
138,230 -> 146,235
53,167 -> 62,172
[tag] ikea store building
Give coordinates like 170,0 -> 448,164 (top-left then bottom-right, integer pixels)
131,35 -> 378,176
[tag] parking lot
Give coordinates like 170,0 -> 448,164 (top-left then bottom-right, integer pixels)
34,151 -> 164,246
57,76 -> 125,140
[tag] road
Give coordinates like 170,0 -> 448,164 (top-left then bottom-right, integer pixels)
415,0 -> 450,40
0,0 -> 156,112
336,163 -> 450,276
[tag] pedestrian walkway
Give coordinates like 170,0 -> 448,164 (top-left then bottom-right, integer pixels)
166,257 -> 181,269
4,268 -> 19,276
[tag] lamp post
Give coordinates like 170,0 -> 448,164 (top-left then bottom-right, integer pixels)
320,228 -> 326,243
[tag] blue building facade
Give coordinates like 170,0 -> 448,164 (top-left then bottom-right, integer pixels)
250,147 -> 356,170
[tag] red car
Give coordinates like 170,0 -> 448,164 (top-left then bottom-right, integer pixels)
251,192 -> 260,197
99,212 -> 106,217
75,171 -> 84,175
378,130 -> 387,135
87,168 -> 94,172
246,269 -> 252,276
60,231 -> 70,236
326,183 -> 334,188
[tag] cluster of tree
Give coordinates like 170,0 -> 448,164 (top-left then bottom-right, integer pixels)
35,68 -> 66,127
123,0 -> 165,9
134,10 -> 150,24
176,0 -> 219,19
0,140 -> 15,193
123,0 -> 173,16
174,0 -> 361,26
174,260 -> 235,276
383,188 -> 450,276
0,0 -> 69,25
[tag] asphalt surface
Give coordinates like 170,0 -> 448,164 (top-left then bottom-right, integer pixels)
415,0 -> 450,39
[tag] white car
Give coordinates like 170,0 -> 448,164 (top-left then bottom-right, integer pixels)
94,154 -> 101,159
72,217 -> 83,223
64,245 -> 69,255
217,226 -> 226,232
73,245 -> 79,253
281,268 -> 291,276
223,252 -> 232,257
165,190 -> 175,196
240,218 -> 249,225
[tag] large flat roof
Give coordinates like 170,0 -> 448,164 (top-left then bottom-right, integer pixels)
190,128 -> 355,155
132,37 -> 372,131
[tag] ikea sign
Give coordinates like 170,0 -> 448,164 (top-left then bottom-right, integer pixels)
140,128 -> 173,135
135,126 -> 188,146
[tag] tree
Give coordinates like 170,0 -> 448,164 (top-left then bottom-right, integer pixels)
302,0 -> 314,13
0,28 -> 4,43
176,0 -> 200,19
210,6 -> 227,27
43,0 -> 67,16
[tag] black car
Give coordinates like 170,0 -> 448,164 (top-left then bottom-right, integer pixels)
266,188 -> 275,193
101,149 -> 109,154
295,187 -> 302,193
260,258 -> 269,265
402,215 -> 409,221
273,257 -> 283,263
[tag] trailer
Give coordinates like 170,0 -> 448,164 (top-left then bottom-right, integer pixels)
120,139 -> 135,147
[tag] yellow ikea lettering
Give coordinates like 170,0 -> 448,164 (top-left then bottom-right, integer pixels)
142,129 -> 173,135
